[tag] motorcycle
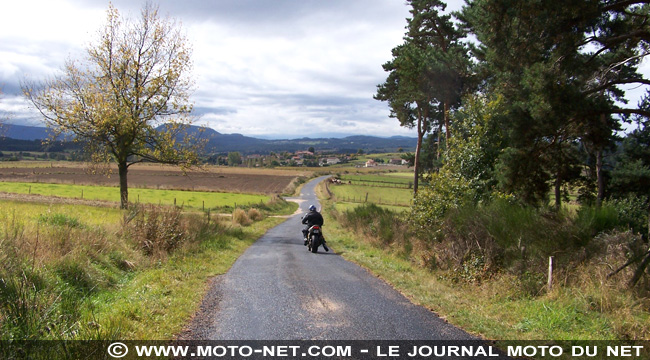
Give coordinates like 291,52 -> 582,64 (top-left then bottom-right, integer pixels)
305,225 -> 329,253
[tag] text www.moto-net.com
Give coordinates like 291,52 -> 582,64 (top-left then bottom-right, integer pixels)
107,343 -> 353,358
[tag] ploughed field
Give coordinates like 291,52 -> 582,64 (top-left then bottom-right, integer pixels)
0,163 -> 303,194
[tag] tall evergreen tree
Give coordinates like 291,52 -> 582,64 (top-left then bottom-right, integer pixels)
460,0 -> 649,206
406,0 -> 469,147
375,42 -> 437,194
376,0 -> 468,194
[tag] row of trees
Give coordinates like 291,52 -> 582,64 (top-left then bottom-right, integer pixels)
376,0 -> 650,210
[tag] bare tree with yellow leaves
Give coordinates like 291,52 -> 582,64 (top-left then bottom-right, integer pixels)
24,2 -> 203,209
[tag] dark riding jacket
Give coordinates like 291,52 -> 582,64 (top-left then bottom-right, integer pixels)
302,210 -> 324,227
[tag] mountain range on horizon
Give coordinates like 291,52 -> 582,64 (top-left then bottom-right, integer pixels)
1,123 -> 417,154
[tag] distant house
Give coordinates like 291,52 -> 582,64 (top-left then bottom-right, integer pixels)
325,158 -> 340,165
294,151 -> 314,158
365,159 -> 376,167
389,158 -> 403,165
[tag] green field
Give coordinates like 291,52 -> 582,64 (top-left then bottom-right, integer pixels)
339,173 -> 413,187
333,201 -> 409,213
0,182 -> 269,209
0,199 -> 123,227
329,184 -> 413,207
382,172 -> 414,178
328,171 -> 415,213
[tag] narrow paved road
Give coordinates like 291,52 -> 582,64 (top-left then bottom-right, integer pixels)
185,176 -> 474,340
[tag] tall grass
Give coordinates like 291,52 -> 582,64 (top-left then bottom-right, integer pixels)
0,205 -> 134,340
340,203 -> 410,247
0,202 -> 206,340
0,194 -> 297,342
232,208 -> 252,226
332,198 -> 650,339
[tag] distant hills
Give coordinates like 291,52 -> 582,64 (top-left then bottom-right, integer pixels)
2,124 -> 55,141
1,123 -> 417,154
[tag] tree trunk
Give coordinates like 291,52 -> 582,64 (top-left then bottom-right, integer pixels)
414,119 -> 423,195
554,173 -> 562,211
596,149 -> 604,207
629,250 -> 650,288
118,161 -> 129,209
444,101 -> 451,145
437,122 -> 442,160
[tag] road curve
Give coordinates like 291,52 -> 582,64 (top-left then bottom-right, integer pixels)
184,176 -> 474,340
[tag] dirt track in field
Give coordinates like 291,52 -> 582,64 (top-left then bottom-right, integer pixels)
0,163 -> 307,194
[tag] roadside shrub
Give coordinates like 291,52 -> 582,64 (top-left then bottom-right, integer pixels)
283,176 -> 308,195
232,208 -> 252,226
425,198 -> 648,289
410,169 -> 475,235
574,204 -> 620,244
341,204 -> 410,248
574,197 -> 649,246
608,196 -> 649,238
247,208 -> 264,221
441,200 -> 536,271
124,205 -> 186,256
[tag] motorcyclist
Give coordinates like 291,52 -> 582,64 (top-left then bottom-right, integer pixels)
301,204 -> 329,251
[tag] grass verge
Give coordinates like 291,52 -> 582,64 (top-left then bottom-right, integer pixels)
319,182 -> 650,340
86,215 -> 289,339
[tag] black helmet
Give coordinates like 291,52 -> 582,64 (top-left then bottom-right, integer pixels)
309,205 -> 317,211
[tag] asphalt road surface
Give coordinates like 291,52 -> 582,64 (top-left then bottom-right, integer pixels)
184,176 -> 474,340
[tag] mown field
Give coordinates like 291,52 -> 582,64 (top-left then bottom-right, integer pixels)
327,172 -> 414,212
0,182 -> 270,210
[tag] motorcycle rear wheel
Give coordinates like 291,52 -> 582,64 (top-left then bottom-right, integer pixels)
311,236 -> 320,253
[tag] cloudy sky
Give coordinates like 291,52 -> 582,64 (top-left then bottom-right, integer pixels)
0,0 -> 466,139
2,1 -> 647,139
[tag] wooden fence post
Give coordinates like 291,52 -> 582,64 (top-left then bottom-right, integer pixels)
547,256 -> 554,291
